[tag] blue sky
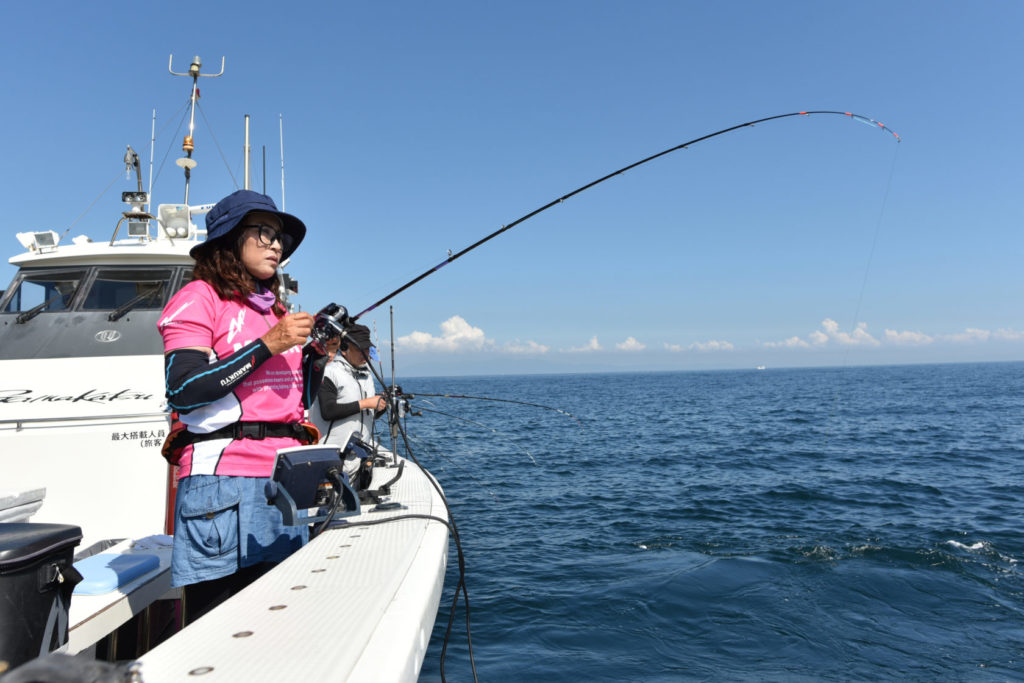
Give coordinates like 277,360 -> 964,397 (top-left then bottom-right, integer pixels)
2,2 -> 1021,376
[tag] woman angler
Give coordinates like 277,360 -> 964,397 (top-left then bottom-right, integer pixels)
158,189 -> 339,622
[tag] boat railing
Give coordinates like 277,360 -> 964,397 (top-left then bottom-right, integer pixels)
0,412 -> 169,431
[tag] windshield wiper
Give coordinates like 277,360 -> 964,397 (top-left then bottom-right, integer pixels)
16,292 -> 71,324
108,285 -> 162,322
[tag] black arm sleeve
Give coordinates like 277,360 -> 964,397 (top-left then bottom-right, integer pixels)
316,376 -> 361,421
302,345 -> 331,410
165,340 -> 273,413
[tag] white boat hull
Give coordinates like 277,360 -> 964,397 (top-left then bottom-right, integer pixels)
136,455 -> 449,682
0,356 -> 171,549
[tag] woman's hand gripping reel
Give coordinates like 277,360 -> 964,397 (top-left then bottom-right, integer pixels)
310,303 -> 350,354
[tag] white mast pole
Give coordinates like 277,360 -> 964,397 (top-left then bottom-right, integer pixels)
244,115 -> 251,191
279,114 -> 286,210
147,109 -> 156,211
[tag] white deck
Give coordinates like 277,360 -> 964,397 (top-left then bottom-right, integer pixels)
135,455 -> 449,682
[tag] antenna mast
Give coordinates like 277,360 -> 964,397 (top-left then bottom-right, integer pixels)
168,54 -> 225,205
279,114 -> 286,210
147,110 -> 156,212
244,114 -> 251,190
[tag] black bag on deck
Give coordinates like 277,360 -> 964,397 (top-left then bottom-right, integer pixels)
0,523 -> 83,673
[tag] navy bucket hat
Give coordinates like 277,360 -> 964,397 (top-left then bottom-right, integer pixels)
191,190 -> 306,259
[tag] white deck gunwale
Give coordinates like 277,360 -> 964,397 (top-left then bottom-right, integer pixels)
135,454 -> 450,682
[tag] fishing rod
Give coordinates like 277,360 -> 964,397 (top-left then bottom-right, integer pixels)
411,392 -> 584,429
351,110 -> 900,321
388,306 -> 401,451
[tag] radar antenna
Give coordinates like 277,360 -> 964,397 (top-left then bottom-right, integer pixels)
168,55 -> 225,205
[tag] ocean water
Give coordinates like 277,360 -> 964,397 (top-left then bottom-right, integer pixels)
407,362 -> 1024,681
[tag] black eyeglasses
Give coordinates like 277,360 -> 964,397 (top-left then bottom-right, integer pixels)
242,223 -> 293,251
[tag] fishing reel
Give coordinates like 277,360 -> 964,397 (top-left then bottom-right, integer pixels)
385,385 -> 419,418
310,303 -> 349,354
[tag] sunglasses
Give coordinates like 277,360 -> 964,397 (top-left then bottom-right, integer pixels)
242,223 -> 293,252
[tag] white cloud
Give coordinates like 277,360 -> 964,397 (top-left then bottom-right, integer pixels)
763,336 -> 811,349
942,327 -> 1024,343
886,326 -> 1024,345
504,340 -> 550,354
945,328 -> 991,343
884,329 -> 934,345
568,336 -> 602,352
688,340 -> 734,352
397,315 -> 490,352
665,340 -> 734,352
766,318 -> 879,349
616,336 -> 646,351
397,316 -> 1024,359
398,316 -> 551,354
761,319 -> 1024,352
820,318 -> 880,346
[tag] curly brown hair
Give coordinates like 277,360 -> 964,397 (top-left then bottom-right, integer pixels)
191,229 -> 286,315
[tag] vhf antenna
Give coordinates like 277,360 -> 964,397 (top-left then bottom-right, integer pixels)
168,54 -> 225,205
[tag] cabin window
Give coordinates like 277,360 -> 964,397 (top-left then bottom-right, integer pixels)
81,268 -> 175,311
175,267 -> 194,293
1,269 -> 86,314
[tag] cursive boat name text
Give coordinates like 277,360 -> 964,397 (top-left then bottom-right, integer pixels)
0,388 -> 155,404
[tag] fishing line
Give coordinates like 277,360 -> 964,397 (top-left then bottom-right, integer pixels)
322,113 -> 899,675
334,324 -> 478,682
848,145 -> 902,345
392,418 -> 479,683
412,392 -> 584,429
822,142 -> 902,447
417,404 -> 538,466
352,110 -> 900,321
325,506 -> 472,683
404,431 -> 501,502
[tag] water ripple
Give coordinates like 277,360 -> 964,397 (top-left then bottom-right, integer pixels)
416,362 -> 1024,681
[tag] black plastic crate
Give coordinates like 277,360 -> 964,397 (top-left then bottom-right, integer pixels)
0,522 -> 82,673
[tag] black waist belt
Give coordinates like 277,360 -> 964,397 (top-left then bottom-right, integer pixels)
191,421 -> 308,443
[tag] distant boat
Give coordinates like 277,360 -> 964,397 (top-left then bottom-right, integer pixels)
756,365 -> 766,371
